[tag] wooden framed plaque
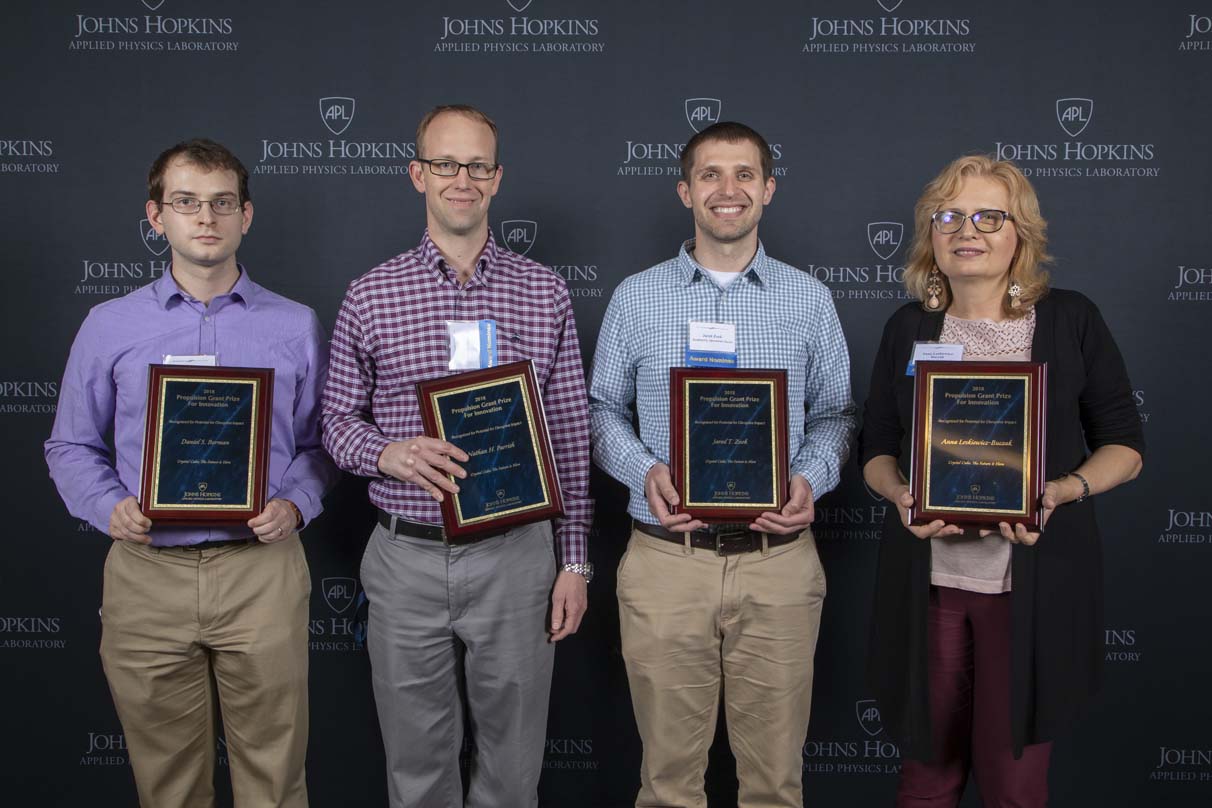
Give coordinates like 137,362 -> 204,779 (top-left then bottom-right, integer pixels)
909,360 -> 1047,530
416,360 -> 564,540
139,365 -> 274,523
670,367 -> 789,523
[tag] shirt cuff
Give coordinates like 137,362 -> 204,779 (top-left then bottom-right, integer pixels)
93,488 -> 132,536
791,463 -> 826,501
625,451 -> 660,498
361,432 -> 393,478
274,487 -> 319,528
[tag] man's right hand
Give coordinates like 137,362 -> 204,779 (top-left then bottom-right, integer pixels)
378,437 -> 470,503
109,496 -> 153,543
645,463 -> 706,533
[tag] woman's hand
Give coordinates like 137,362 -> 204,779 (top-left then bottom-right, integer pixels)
895,486 -> 965,540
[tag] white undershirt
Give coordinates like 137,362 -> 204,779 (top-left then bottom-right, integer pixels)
702,267 -> 742,289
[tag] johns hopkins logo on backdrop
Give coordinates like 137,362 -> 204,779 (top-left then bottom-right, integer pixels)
435,0 -> 605,54
802,220 -> 913,304
994,97 -> 1158,179
310,573 -> 366,652
619,98 -> 786,178
1180,13 -> 1212,51
0,381 -> 59,416
1105,628 -> 1142,664
497,217 -> 603,298
69,1 -> 240,52
1169,263 -> 1212,302
543,737 -> 599,771
0,616 -> 66,650
803,696 -> 901,775
816,469 -> 890,542
501,220 -> 538,256
1158,508 -> 1211,545
73,220 -> 171,297
0,139 -> 60,175
80,731 -> 128,767
803,0 -> 976,55
257,98 -> 415,178
867,222 -> 903,261
685,98 -> 722,132
1151,746 -> 1212,782
319,97 -> 356,136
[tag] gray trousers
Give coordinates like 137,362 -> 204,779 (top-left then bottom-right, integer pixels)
360,520 -> 556,808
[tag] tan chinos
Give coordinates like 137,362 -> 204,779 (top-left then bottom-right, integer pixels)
100,536 -> 311,808
617,526 -> 826,808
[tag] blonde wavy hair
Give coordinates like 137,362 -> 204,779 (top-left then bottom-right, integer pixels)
903,154 -> 1051,317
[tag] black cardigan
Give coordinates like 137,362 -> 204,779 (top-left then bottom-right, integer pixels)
857,289 -> 1145,760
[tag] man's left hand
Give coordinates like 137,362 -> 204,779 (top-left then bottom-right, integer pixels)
750,474 -> 814,535
248,498 -> 299,543
549,570 -> 588,642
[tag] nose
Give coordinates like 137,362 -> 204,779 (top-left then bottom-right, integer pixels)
452,164 -> 473,188
195,200 -> 218,222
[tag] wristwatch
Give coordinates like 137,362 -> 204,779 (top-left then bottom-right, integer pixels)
562,562 -> 594,583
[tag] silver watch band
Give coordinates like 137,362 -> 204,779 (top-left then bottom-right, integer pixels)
561,562 -> 594,583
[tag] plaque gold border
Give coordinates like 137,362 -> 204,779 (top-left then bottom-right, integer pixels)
922,372 -> 1031,518
427,372 -> 554,528
148,376 -> 260,511
680,377 -> 781,511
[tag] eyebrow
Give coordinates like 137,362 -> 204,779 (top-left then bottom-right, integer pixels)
167,190 -> 238,197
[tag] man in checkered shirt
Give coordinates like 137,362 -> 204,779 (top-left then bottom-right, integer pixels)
589,121 -> 854,808
321,105 -> 592,808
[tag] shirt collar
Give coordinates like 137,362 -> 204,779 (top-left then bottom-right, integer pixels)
154,264 -> 257,309
676,239 -> 771,287
419,229 -> 498,288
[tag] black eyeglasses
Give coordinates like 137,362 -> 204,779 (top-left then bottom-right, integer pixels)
160,197 -> 243,216
931,209 -> 1014,234
416,158 -> 499,180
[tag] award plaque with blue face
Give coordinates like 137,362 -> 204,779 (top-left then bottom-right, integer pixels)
416,361 -> 563,540
670,368 -> 789,523
910,361 -> 1046,530
139,365 -> 273,523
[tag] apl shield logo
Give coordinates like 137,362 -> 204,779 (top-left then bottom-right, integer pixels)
319,97 -> 356,136
141,0 -> 166,10
856,699 -> 883,736
876,0 -> 904,11
140,218 -> 169,256
501,220 -> 537,255
862,479 -> 886,503
685,98 -> 722,133
1056,98 -> 1093,138
506,0 -> 534,11
867,222 -> 903,261
322,577 -> 357,614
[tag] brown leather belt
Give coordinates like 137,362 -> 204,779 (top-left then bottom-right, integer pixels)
376,509 -> 506,545
634,521 -> 799,556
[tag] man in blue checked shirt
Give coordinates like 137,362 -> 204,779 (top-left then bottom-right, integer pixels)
589,121 -> 854,808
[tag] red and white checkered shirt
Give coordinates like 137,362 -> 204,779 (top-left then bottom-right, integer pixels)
321,231 -> 592,564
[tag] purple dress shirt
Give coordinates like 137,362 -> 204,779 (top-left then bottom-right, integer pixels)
45,268 -> 339,546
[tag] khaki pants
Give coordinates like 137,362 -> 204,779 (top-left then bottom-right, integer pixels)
100,536 -> 311,808
617,527 -> 826,808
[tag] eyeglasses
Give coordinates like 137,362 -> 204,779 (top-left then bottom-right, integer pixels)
416,158 -> 499,180
161,197 -> 243,216
931,209 -> 1014,234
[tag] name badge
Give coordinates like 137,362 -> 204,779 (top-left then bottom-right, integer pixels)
686,321 -> 738,368
163,354 -> 217,366
447,320 -> 498,370
906,342 -> 963,376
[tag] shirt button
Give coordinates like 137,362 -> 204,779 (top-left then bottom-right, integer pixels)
204,316 -> 212,322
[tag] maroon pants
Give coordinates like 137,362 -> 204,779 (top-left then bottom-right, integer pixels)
897,586 -> 1052,808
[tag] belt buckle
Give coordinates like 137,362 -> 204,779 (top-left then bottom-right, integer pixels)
714,528 -> 754,556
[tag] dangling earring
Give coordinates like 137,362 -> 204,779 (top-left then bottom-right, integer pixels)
1008,280 -> 1022,309
926,265 -> 943,310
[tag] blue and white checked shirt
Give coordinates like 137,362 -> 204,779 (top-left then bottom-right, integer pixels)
589,240 -> 855,524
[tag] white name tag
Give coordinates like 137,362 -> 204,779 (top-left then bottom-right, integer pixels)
688,321 -> 737,354
906,342 -> 963,375
163,354 -> 217,366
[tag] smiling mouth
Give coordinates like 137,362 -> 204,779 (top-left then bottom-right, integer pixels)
710,204 -> 747,216
953,248 -> 985,257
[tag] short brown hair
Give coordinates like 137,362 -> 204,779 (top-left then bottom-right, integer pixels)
904,154 -> 1051,318
415,105 -> 499,163
148,138 -> 251,204
680,121 -> 773,181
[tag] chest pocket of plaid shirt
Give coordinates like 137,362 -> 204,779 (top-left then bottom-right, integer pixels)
748,322 -> 810,372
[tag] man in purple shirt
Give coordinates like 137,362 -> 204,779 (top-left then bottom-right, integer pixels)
322,105 -> 592,808
45,138 -> 337,808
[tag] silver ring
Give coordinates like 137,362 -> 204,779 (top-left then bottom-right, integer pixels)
276,526 -> 284,536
